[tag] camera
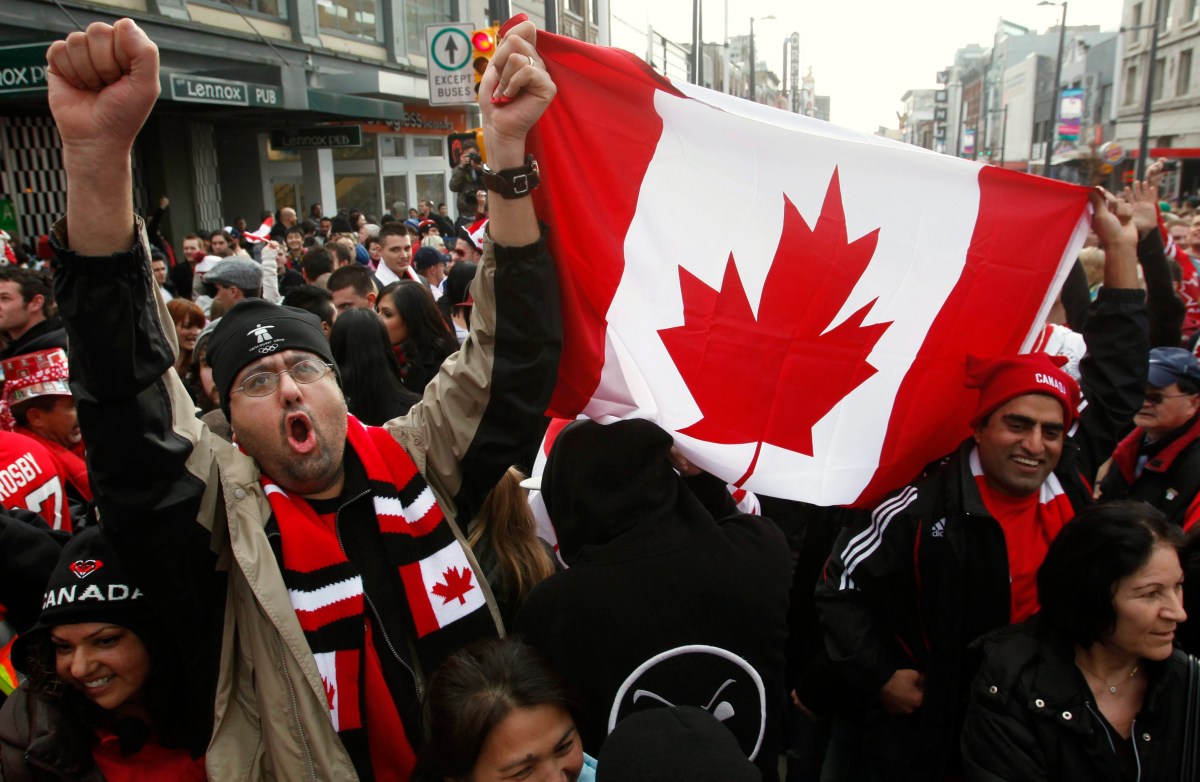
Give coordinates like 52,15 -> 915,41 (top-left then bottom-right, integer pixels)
467,152 -> 481,164
1162,160 -> 1179,171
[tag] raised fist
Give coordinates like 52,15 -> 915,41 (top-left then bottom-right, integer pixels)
46,19 -> 160,155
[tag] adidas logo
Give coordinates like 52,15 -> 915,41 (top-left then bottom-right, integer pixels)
931,518 -> 946,538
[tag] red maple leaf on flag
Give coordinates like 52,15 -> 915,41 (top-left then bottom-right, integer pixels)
658,169 -> 892,485
431,566 -> 475,605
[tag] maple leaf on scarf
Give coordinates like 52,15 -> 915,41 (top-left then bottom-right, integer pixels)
658,169 -> 892,485
322,676 -> 335,711
431,566 -> 476,605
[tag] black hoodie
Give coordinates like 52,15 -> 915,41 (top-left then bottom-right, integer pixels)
514,419 -> 791,782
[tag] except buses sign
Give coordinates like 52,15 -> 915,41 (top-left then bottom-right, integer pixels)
425,23 -> 475,106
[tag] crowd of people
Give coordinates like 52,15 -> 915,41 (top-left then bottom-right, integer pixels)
0,14 -> 1198,782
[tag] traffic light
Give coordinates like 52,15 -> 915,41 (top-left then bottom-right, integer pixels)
471,25 -> 499,95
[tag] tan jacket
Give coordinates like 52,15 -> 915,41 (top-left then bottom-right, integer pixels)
51,219 -> 561,781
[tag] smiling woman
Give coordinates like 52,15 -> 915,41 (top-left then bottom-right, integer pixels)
0,528 -> 207,780
415,637 -> 596,782
961,502 -> 1193,782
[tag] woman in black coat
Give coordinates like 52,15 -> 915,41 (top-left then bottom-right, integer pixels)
961,502 -> 1191,782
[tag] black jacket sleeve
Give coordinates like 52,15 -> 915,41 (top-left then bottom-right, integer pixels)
51,225 -> 223,723
1060,260 -> 1091,332
1137,229 -> 1185,349
1072,286 -> 1148,480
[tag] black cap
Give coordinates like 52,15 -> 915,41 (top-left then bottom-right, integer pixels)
414,246 -> 449,271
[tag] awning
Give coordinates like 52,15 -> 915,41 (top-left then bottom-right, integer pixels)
306,89 -> 405,121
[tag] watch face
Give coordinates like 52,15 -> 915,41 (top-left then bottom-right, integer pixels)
606,644 -> 767,761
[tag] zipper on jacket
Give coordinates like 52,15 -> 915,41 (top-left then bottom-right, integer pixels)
334,489 -> 421,695
1085,702 -> 1118,755
1131,718 -> 1142,782
275,632 -> 318,782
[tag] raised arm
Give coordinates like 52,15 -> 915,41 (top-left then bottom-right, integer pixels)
1073,189 -> 1149,477
394,19 -> 561,520
48,19 -> 158,256
46,22 -> 222,711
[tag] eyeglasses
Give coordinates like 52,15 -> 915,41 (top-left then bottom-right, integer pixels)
233,359 -> 334,397
1144,390 -> 1198,405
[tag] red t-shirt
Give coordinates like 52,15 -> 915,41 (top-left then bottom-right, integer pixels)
92,729 -> 206,782
972,450 -> 1074,623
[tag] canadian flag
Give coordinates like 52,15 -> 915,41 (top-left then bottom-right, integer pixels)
527,33 -> 1090,508
398,541 -> 488,638
240,216 -> 275,244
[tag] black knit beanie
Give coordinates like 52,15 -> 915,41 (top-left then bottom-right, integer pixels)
206,298 -> 339,419
12,527 -> 156,672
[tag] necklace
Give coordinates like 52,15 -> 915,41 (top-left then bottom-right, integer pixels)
1077,659 -> 1139,695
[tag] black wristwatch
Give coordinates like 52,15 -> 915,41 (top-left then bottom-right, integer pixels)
481,155 -> 541,199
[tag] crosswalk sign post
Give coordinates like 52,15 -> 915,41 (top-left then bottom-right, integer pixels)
426,23 -> 476,106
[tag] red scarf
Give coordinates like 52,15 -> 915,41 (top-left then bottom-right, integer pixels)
261,415 -> 496,777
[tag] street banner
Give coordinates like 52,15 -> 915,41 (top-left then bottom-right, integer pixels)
527,32 -> 1090,507
1057,88 -> 1084,140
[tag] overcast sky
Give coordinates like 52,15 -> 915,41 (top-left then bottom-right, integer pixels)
614,0 -> 1128,134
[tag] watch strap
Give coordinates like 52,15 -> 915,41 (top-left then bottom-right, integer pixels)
481,155 -> 541,199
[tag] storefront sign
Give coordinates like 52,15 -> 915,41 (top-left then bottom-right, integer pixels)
168,74 -> 281,108
271,126 -> 364,149
0,43 -> 50,95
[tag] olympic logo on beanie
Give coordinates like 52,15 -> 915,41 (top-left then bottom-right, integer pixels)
206,299 -> 340,418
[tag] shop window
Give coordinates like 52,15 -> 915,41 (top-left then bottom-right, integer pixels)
318,0 -> 381,40
412,137 -> 444,157
380,135 -> 407,158
384,174 -> 411,218
407,0 -> 454,56
415,173 -> 446,210
228,0 -> 286,18
274,182 -> 302,211
333,133 -> 378,161
1124,64 -> 1138,104
336,175 -> 382,216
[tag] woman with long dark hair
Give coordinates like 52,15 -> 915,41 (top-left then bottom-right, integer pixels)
0,528 -> 207,780
962,501 -> 1191,781
376,280 -> 459,394
415,637 -> 595,782
329,308 -> 421,425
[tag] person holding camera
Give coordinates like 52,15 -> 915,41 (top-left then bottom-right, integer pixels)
450,147 -> 486,219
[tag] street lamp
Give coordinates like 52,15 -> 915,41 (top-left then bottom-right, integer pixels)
1132,0 -> 1161,178
749,14 -> 775,102
1039,1 -> 1068,178
988,107 -> 1009,167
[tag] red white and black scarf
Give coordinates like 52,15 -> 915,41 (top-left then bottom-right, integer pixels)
261,415 -> 497,766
